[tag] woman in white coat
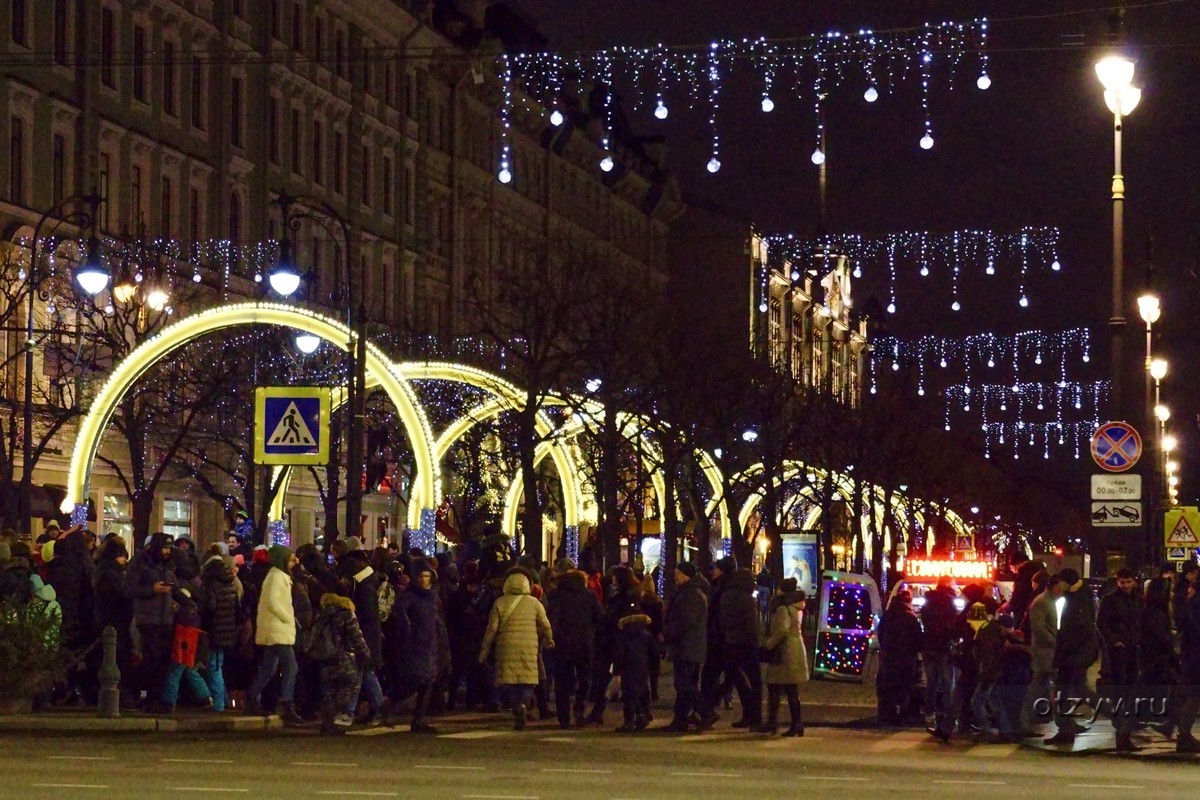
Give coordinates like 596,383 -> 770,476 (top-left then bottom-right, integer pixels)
480,570 -> 554,730
245,545 -> 303,724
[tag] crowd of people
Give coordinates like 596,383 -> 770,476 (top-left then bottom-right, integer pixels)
0,522 -> 811,738
875,553 -> 1200,753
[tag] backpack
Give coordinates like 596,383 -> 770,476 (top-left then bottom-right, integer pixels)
377,580 -> 396,623
303,613 -> 340,663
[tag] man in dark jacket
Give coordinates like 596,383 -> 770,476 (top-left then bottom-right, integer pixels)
586,566 -> 641,724
93,537 -> 134,707
122,532 -> 178,712
698,556 -> 736,728
546,567 -> 604,729
1006,553 -> 1045,627
921,576 -> 959,740
663,563 -> 708,731
339,548 -> 384,725
1045,568 -> 1099,745
705,567 -> 762,729
392,559 -> 441,733
48,528 -> 96,703
1096,567 -> 1141,751
877,589 -> 922,726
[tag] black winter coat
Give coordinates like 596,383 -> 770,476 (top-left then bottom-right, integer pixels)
47,532 -> 95,644
664,574 -> 708,664
393,585 -> 440,684
350,568 -> 383,670
1182,593 -> 1200,684
719,569 -> 761,649
546,571 -> 604,662
1054,584 -> 1099,670
1097,589 -> 1140,649
1139,604 -> 1177,686
93,557 -> 132,633
123,535 -> 178,628
876,601 -> 922,688
614,614 -> 658,690
199,559 -> 241,650
920,587 -> 958,654
598,588 -> 641,661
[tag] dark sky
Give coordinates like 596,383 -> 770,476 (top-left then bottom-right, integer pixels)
518,0 -> 1200,502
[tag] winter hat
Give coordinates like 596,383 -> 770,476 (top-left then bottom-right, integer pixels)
966,602 -> 991,632
895,589 -> 913,604
235,511 -> 248,520
252,545 -> 270,565
100,538 -> 128,561
267,545 -> 293,572
714,556 -> 737,575
675,562 -> 697,579
341,536 -> 364,555
996,612 -> 1016,628
554,557 -> 576,574
1058,568 -> 1081,587
214,541 -> 230,557
44,519 -> 60,532
233,554 -> 245,568
779,577 -> 799,594
41,541 -> 56,563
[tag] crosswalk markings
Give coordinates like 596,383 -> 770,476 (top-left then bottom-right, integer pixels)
440,730 -> 508,739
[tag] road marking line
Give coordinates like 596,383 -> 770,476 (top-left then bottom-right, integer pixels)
797,777 -> 868,782
163,759 -> 236,765
965,744 -> 1019,757
542,768 -> 613,774
347,726 -> 397,737
31,784 -> 109,790
441,730 -> 506,739
539,736 -> 576,743
47,756 -> 115,761
669,772 -> 742,779
414,765 -> 485,771
1068,785 -> 1145,790
168,789 -> 249,794
316,793 -> 398,797
462,796 -> 539,800
294,762 -> 356,768
933,781 -> 1007,786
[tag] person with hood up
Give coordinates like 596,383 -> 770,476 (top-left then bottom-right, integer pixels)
876,588 -> 922,726
245,545 -> 304,725
93,538 -> 134,707
161,584 -> 214,712
338,545 -> 385,726
311,584 -> 372,734
546,562 -> 604,729
1044,568 -> 1099,746
757,578 -> 808,736
123,532 -> 178,711
970,608 -> 1018,742
480,570 -> 555,730
28,573 -> 62,633
48,527 -> 96,704
391,558 -> 441,733
173,535 -> 201,580
662,562 -> 708,732
199,554 -> 241,712
613,610 -> 657,732
706,567 -> 763,730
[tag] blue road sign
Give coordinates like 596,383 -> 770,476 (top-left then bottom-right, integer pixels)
254,387 -> 331,465
1090,421 -> 1142,473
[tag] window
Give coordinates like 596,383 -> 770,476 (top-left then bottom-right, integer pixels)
163,41 -> 176,116
190,56 -> 205,129
230,77 -> 243,147
267,96 -> 280,165
270,0 -> 281,39
291,2 -> 302,51
333,130 -> 344,193
161,177 -> 173,237
382,155 -> 393,214
189,187 -> 200,241
131,166 -> 143,228
335,29 -> 346,78
133,25 -> 147,102
404,165 -> 414,225
360,144 -> 370,205
103,495 -> 133,545
8,117 -> 23,204
385,63 -> 395,107
290,108 -> 302,174
312,120 -> 323,184
101,8 -> 115,88
231,0 -> 244,20
229,192 -> 241,242
98,153 -> 111,230
313,16 -> 323,67
11,0 -> 26,46
54,0 -> 68,65
162,499 -> 192,540
52,134 -> 65,204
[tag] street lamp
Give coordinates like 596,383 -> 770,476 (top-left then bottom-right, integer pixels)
19,190 -> 105,536
271,191 -> 367,544
1163,435 -> 1177,454
294,333 -> 321,355
1096,53 -> 1141,418
742,428 -> 759,443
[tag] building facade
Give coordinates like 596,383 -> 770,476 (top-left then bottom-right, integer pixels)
0,0 -> 679,548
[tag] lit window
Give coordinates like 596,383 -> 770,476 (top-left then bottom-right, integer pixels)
163,498 -> 192,541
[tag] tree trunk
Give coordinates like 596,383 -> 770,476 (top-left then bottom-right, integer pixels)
517,402 -> 542,559
852,476 -> 865,574
762,465 -> 784,579
600,403 -> 621,570
322,411 -> 343,544
131,490 -> 154,544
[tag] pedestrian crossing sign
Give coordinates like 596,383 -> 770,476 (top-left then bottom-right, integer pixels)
1164,507 -> 1200,548
254,387 -> 332,465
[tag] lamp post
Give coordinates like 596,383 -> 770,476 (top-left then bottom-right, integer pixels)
1138,294 -> 1160,563
19,191 -> 107,536
270,191 -> 366,544
1096,54 -> 1141,419
1151,358 -> 1169,548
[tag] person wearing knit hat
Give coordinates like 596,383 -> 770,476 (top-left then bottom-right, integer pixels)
664,559 -> 707,731
554,557 -> 576,575
245,544 -> 303,725
674,562 -> 697,579
341,536 -> 364,555
713,556 -> 737,578
1044,567 -> 1098,746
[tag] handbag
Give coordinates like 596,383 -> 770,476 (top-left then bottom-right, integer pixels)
758,642 -> 783,665
172,624 -> 207,668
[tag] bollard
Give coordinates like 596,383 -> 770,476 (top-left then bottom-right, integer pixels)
97,625 -> 120,718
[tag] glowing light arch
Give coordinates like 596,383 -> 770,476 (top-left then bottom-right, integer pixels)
62,303 -> 438,529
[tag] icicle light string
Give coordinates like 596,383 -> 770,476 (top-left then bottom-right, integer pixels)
501,18 -> 988,181
871,327 -> 1091,385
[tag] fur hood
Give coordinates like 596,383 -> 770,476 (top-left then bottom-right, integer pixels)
618,612 -> 652,630
321,592 -> 356,614
556,570 -> 589,590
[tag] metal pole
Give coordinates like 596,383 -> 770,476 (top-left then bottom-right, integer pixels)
343,234 -> 366,544
1109,110 -> 1127,420
21,236 -> 41,538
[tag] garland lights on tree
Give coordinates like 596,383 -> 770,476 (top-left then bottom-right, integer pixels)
767,227 -> 1061,314
500,18 -> 990,182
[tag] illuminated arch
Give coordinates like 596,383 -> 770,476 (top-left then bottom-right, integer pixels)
62,302 -> 437,529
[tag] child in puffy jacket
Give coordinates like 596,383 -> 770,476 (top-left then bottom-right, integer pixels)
161,585 -> 214,713
613,613 -> 657,733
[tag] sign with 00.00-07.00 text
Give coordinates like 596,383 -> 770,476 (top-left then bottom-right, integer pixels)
1091,474 -> 1142,500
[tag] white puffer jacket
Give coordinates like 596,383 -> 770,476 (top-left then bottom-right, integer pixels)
255,567 -> 296,646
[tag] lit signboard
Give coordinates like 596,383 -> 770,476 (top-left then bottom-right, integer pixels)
905,559 -> 993,581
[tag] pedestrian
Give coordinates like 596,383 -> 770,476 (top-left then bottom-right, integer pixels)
586,566 -> 640,725
309,582 -> 371,735
613,610 -> 657,732
1021,573 -> 1059,732
93,537 -> 134,708
161,585 -> 214,713
546,561 -> 603,729
245,545 -> 304,725
970,607 -> 1016,742
876,588 -> 921,726
199,554 -> 240,712
708,567 -> 763,729
662,562 -> 707,732
639,574 -> 665,702
1096,567 -> 1141,751
446,560 -> 485,710
1175,581 -> 1200,753
921,576 -> 959,740
480,569 -> 555,730
123,532 -> 178,712
337,544 -> 385,725
1139,577 -> 1177,737
1044,568 -> 1098,746
757,578 -> 808,736
392,558 -> 441,733
1005,552 -> 1044,625
47,526 -> 95,704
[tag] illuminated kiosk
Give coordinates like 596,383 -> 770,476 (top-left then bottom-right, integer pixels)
813,569 -> 881,681
889,557 -> 1001,612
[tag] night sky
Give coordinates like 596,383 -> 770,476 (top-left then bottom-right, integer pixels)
519,0 -> 1200,504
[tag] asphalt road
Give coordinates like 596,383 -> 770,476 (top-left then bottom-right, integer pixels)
6,721 -> 1199,800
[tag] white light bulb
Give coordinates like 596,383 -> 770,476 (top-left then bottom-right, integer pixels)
918,388 -> 925,396
940,359 -> 947,368
920,265 -> 930,276
550,109 -> 564,127
600,156 -> 614,172
498,167 -> 512,184
988,359 -> 995,368
1051,260 -> 1061,271
853,267 -> 862,278
654,101 -> 668,120
761,96 -> 775,113
886,302 -> 896,314
758,302 -> 768,313
986,262 -> 995,275
790,270 -> 800,281
707,157 -> 721,173
951,301 -> 961,311
892,362 -> 899,372
1083,353 -> 1090,363
18,268 -> 26,281
192,273 -> 201,283
810,148 -> 825,165
920,133 -> 934,150
976,73 -> 992,91
864,86 -> 878,103
1019,295 -> 1029,307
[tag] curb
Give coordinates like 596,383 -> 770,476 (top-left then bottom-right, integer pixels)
0,714 -> 285,733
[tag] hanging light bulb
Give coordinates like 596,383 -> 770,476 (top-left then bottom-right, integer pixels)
918,387 -> 925,396
920,265 -> 930,276
707,157 -> 721,173
1019,295 -> 1029,307
986,262 -> 995,275
790,269 -> 800,282
192,272 -> 202,283
852,266 -> 861,278
758,302 -> 768,313
600,156 -> 614,173
920,133 -> 935,150
988,358 -> 995,368
940,358 -> 947,368
976,73 -> 992,90
17,268 -> 26,281
810,148 -> 825,165
549,109 -> 564,127
654,99 -> 668,120
498,167 -> 512,184
864,86 -> 878,103
1051,260 -> 1061,271
254,273 -> 263,283
951,301 -> 961,311
761,96 -> 775,113
886,302 -> 896,314
892,362 -> 900,372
